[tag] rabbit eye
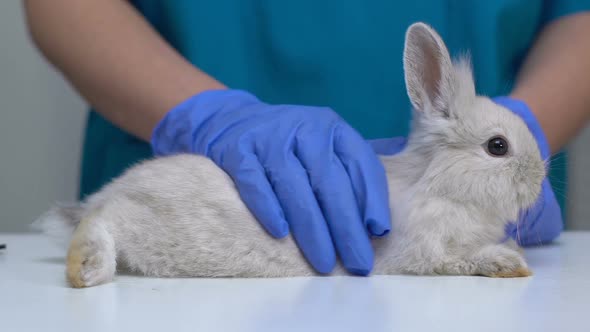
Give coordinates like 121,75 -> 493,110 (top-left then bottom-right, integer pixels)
486,136 -> 509,157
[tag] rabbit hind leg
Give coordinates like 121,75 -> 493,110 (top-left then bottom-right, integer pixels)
66,214 -> 116,288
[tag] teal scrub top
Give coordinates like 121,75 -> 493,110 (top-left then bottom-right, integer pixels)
80,0 -> 590,224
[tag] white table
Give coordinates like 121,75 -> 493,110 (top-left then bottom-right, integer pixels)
1,232 -> 589,332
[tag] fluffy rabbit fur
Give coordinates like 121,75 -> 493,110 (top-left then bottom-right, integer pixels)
34,23 -> 545,288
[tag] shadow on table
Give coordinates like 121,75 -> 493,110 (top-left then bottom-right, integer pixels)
32,255 -> 149,277
34,256 -> 66,265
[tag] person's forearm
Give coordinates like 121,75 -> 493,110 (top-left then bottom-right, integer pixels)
511,12 -> 590,154
23,0 -> 226,141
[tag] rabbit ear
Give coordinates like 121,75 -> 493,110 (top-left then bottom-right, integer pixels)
403,22 -> 456,116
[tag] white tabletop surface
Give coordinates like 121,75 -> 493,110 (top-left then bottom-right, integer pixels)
1,232 -> 589,332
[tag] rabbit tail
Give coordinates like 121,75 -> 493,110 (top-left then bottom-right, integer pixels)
31,203 -> 84,249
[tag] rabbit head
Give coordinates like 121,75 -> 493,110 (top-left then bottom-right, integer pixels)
402,22 -> 546,222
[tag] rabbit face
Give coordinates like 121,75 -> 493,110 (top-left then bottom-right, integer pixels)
402,23 -> 545,221
417,96 -> 545,220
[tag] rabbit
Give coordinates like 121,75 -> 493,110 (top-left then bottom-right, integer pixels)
33,22 -> 546,288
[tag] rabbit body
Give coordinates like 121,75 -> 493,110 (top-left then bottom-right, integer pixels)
40,144 -> 535,288
35,23 -> 545,287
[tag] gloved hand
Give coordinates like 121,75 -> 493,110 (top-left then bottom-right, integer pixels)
367,137 -> 408,156
492,97 -> 563,246
151,89 -> 392,275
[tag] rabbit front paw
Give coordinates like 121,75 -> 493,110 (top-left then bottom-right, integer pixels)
470,244 -> 532,278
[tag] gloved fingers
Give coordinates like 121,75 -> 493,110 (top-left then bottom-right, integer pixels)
514,178 -> 563,246
308,167 -> 375,274
367,137 -> 408,156
221,152 -> 289,239
265,155 -> 337,274
295,126 -> 374,275
334,125 -> 392,237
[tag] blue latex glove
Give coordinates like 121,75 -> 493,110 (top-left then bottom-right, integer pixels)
151,89 -> 392,275
492,97 -> 563,246
367,137 -> 408,156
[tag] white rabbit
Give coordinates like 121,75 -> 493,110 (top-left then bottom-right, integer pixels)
33,22 -> 545,288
